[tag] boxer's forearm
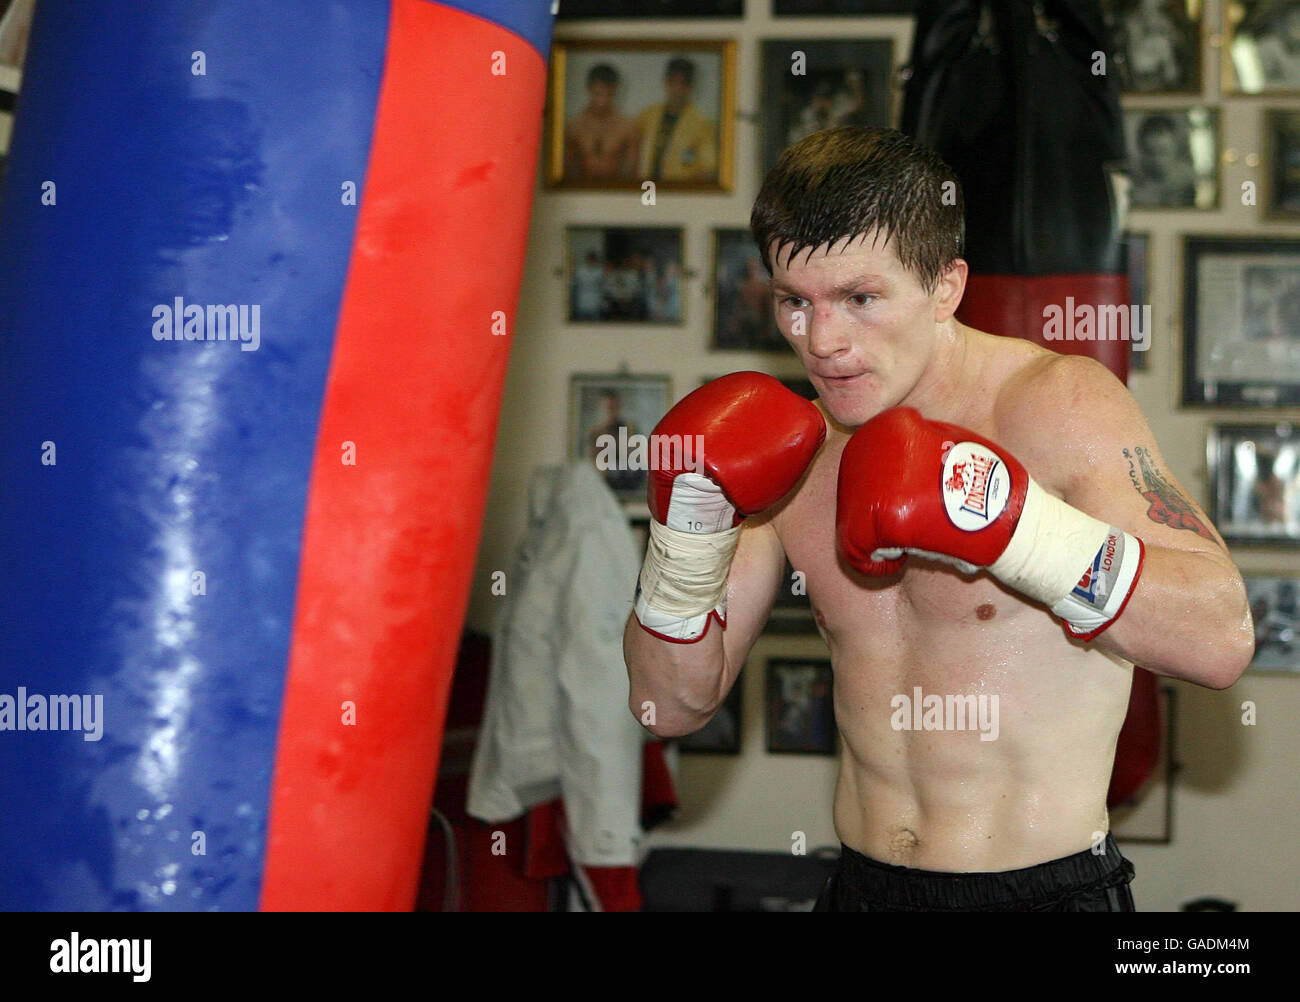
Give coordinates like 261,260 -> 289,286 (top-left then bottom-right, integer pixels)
624,612 -> 730,738
1086,546 -> 1254,689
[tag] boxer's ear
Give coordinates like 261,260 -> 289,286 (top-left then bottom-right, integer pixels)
932,257 -> 968,323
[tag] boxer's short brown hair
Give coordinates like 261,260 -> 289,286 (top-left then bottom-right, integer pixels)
750,126 -> 965,294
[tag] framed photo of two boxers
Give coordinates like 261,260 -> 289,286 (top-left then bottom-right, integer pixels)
759,39 -> 895,180
566,226 -> 685,324
1181,236 -> 1300,406
766,658 -> 837,755
569,373 -> 671,502
1206,422 -> 1300,544
1245,574 -> 1300,672
547,39 -> 736,191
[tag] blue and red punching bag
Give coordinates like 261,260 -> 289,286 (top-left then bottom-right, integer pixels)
901,0 -> 1160,808
0,0 -> 553,911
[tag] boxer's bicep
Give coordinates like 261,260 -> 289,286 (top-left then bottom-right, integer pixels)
718,517 -> 785,686
1041,357 -> 1230,556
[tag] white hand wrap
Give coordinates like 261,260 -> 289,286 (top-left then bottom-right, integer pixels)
988,478 -> 1144,640
634,472 -> 740,641
635,521 -> 741,640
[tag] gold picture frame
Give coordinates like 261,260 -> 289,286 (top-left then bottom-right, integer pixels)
546,38 -> 737,192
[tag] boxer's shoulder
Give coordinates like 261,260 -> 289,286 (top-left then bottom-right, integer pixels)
989,345 -> 1135,489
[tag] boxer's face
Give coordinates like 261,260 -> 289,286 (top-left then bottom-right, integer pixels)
587,80 -> 615,113
769,231 -> 960,428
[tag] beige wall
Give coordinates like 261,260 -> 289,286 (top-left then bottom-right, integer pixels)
468,2 -> 1299,911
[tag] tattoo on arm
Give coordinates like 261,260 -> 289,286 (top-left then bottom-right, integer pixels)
1123,446 -> 1215,540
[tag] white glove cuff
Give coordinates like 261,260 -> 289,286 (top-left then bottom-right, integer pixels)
989,478 -> 1143,639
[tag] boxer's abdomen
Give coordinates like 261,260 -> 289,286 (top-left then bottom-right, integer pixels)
778,450 -> 1133,872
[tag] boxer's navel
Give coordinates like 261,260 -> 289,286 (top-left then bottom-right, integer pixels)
889,826 -> 920,859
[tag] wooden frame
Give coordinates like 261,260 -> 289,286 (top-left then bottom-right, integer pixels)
546,38 -> 737,192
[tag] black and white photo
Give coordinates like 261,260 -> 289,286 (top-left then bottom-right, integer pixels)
1182,236 -> 1300,406
1207,422 -> 1300,543
1102,0 -> 1202,93
1123,107 -> 1218,210
1246,575 -> 1300,671
1227,0 -> 1300,93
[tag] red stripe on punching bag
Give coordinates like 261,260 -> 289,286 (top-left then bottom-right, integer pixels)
958,273 -> 1132,383
260,0 -> 547,910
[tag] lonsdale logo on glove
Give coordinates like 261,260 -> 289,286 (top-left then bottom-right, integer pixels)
941,441 -> 1011,530
837,407 -> 1144,641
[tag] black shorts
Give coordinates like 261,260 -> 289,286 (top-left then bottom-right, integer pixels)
813,833 -> 1136,912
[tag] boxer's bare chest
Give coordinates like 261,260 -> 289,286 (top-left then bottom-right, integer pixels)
772,414 -> 1055,678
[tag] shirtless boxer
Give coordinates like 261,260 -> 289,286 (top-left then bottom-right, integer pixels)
623,126 -> 1254,912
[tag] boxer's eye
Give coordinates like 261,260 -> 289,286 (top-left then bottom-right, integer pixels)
849,293 -> 875,307
781,296 -> 807,310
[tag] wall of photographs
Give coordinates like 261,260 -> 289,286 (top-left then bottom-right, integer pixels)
468,1 -> 1300,902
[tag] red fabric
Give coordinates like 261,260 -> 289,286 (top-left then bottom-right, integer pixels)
1107,668 -> 1162,805
522,741 -> 680,912
960,271 -> 1162,810
640,740 -> 678,828
416,803 -> 547,913
417,631 -> 678,910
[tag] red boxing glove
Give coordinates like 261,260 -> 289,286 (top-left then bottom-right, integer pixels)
636,372 -> 825,641
837,408 -> 1145,640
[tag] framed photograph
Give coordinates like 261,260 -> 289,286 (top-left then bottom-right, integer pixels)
1100,1 -> 1202,93
775,1 -> 918,12
0,0 -> 34,76
678,676 -> 743,754
1110,687 -> 1176,844
760,39 -> 895,178
766,658 -> 836,755
547,39 -> 736,191
1244,574 -> 1300,672
1206,422 -> 1300,543
629,515 -> 650,558
1262,109 -> 1300,218
711,228 -> 784,350
1123,232 -> 1151,371
1123,107 -> 1219,210
569,373 -> 672,501
557,0 -> 742,17
1182,236 -> 1300,406
567,226 -> 684,324
1246,575 -> 1300,672
0,0 -> 33,185
1225,0 -> 1300,94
